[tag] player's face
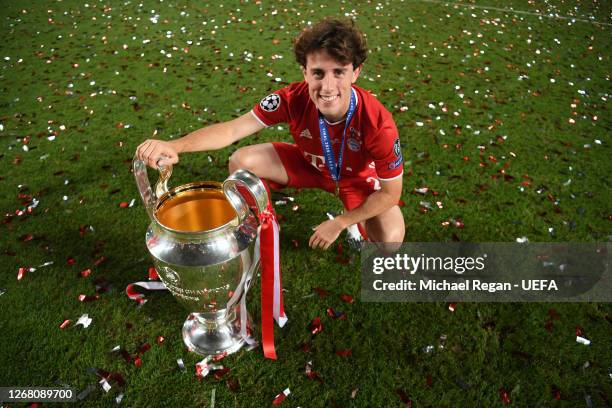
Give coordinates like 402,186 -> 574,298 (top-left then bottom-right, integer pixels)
302,50 -> 361,123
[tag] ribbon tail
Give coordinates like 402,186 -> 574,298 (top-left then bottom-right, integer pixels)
272,218 -> 288,328
260,218 -> 277,359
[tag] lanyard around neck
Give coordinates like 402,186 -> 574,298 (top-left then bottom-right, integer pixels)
317,88 -> 357,183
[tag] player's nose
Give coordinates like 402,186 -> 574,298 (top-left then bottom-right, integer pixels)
321,75 -> 334,93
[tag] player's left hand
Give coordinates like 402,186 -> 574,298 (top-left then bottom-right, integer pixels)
309,219 -> 346,250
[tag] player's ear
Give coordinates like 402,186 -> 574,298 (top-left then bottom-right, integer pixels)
301,65 -> 307,79
351,65 -> 362,83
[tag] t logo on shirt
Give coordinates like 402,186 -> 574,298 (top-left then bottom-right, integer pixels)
303,151 -> 325,169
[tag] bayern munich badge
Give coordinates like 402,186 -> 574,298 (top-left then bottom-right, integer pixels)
347,137 -> 361,152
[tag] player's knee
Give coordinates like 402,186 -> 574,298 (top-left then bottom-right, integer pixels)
388,224 -> 405,243
229,147 -> 258,173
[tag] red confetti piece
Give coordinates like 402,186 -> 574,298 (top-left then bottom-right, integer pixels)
426,374 -> 433,387
544,321 -> 553,332
396,389 -> 413,407
272,388 -> 290,406
448,302 -> 457,312
17,267 -> 28,280
59,319 -> 71,329
148,267 -> 159,280
453,219 -> 465,229
138,343 -> 151,354
309,317 -> 323,335
575,325 -> 583,336
397,199 -> 405,206
291,239 -> 299,248
552,386 -> 561,400
499,387 -> 511,405
93,256 -> 108,266
156,336 -> 165,344
77,294 -> 100,302
119,202 -> 129,208
340,294 -> 354,303
212,351 -> 228,362
336,243 -> 344,255
305,362 -> 324,384
79,268 -> 92,278
212,367 -> 230,380
67,257 -> 76,265
335,349 -> 352,357
19,234 -> 34,242
298,342 -> 311,353
313,287 -> 329,297
134,357 -> 142,367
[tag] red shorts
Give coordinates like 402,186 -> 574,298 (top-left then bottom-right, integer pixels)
272,142 -> 379,211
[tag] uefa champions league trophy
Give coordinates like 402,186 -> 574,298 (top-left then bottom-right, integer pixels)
133,158 -> 269,356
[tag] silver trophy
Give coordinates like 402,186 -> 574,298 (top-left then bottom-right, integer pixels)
133,158 -> 268,356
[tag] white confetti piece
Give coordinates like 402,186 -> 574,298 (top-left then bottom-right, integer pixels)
576,336 -> 591,346
76,314 -> 93,328
99,378 -> 111,392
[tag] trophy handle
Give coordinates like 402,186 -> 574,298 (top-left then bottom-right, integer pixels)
222,169 -> 269,223
133,156 -> 173,221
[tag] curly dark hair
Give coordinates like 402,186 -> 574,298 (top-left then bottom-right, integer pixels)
294,18 -> 367,69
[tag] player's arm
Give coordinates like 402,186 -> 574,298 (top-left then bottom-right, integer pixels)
135,112 -> 265,169
309,176 -> 402,250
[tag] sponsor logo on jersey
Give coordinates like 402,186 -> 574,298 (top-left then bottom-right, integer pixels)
260,94 -> 281,112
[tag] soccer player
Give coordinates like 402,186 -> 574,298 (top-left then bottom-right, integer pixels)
135,18 -> 405,250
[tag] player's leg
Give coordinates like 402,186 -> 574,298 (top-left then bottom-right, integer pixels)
228,143 -> 289,186
364,205 -> 405,243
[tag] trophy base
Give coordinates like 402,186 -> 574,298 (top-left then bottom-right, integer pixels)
181,311 -> 251,356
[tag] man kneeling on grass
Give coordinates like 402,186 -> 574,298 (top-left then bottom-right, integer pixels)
136,18 -> 405,249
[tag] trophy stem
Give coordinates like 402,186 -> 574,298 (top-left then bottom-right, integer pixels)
181,307 -> 251,356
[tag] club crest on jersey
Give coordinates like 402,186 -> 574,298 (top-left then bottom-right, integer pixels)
260,94 -> 281,112
347,137 -> 361,152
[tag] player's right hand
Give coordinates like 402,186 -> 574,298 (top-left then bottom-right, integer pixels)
135,139 -> 180,169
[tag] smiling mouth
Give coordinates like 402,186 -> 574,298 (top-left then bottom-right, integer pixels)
319,94 -> 339,102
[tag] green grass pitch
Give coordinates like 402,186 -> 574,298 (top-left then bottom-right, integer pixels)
0,0 -> 610,406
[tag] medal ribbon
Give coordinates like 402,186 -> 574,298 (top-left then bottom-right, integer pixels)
318,88 -> 357,184
259,202 -> 287,359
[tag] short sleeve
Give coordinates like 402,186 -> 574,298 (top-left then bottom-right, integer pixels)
368,120 -> 403,180
251,86 -> 291,127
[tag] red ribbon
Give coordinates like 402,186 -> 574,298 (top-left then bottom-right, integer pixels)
259,202 -> 285,359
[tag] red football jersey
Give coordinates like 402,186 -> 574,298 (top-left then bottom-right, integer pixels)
251,81 -> 403,182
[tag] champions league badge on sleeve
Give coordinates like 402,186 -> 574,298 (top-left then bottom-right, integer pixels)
388,138 -> 403,169
260,94 -> 281,112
